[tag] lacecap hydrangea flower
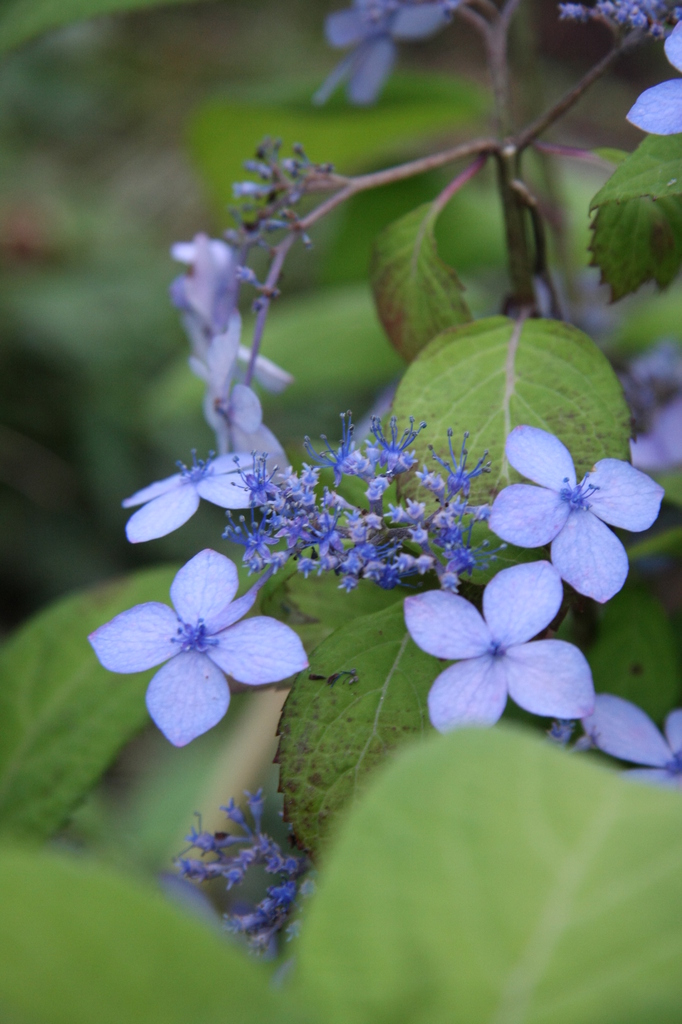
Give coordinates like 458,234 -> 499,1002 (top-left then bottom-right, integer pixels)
488,426 -> 664,603
404,560 -> 594,731
582,693 -> 682,788
89,549 -> 308,746
628,21 -> 682,134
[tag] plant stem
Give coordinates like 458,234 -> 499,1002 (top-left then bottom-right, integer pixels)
495,144 -> 535,312
243,233 -> 295,387
431,154 -> 489,216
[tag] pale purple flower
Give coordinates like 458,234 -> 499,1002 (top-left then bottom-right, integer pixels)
627,22 -> 682,134
404,561 -> 594,731
89,549 -> 308,746
123,453 -> 256,544
488,426 -> 664,603
582,693 -> 682,789
631,394 -> 682,471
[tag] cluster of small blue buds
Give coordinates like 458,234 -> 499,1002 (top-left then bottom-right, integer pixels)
558,0 -> 681,35
224,412 -> 499,593
176,790 -> 308,952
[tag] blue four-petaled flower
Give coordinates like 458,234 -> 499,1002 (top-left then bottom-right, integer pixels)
582,693 -> 682,788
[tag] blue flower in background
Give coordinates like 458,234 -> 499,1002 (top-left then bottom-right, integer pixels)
314,0 -> 458,106
488,425 -> 664,604
89,549 -> 307,746
582,693 -> 682,788
628,21 -> 682,133
404,561 -> 595,731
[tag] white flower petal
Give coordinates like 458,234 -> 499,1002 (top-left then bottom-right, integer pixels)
489,483 -> 570,547
170,549 -> 239,632
551,510 -> 628,603
582,693 -> 672,767
196,474 -> 252,509
505,425 -> 576,490
125,486 -> 200,543
206,316 -> 241,394
89,602 -> 178,672
211,452 -> 252,474
122,473 -> 183,509
627,80 -> 682,135
586,459 -> 664,531
209,580 -> 262,633
209,617 -> 308,684
664,708 -> 682,755
666,22 -> 682,73
404,590 -> 491,660
483,561 -> 563,647
145,651 -> 230,747
231,422 -> 285,461
504,640 -> 594,719
348,37 -> 396,105
236,347 -> 294,394
229,383 -> 262,434
427,656 -> 508,731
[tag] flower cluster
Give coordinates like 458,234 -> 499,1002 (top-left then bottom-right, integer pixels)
177,790 -> 308,952
315,0 -> 461,105
224,414 -> 496,593
559,0 -> 681,36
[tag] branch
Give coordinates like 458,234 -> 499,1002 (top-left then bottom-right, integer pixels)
243,233 -> 295,387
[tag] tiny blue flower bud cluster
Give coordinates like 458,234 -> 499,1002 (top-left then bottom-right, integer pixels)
177,790 -> 308,952
224,413 -> 497,593
558,0 -> 681,36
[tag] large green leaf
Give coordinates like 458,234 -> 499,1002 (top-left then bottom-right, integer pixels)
0,845 -> 293,1024
587,586 -> 681,722
0,565 -> 177,840
294,726 -> 682,1024
370,200 -> 471,361
0,0 -> 202,54
189,74 -> 486,210
392,316 -> 631,505
278,603 -> 439,855
589,135 -> 682,299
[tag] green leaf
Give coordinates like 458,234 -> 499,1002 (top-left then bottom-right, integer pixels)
370,200 -> 472,361
188,74 -> 487,210
657,470 -> 682,508
627,525 -> 682,560
391,316 -> 631,506
0,565 -> 177,841
0,845 -> 294,1024
294,726 -> 682,1024
278,603 -> 439,854
589,135 -> 682,299
592,147 -> 630,166
261,567 -> 405,653
0,0 -> 203,54
587,586 -> 681,722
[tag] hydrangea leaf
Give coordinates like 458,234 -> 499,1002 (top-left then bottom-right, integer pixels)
277,603 -> 439,855
589,134 -> 682,299
0,845 -> 296,1024
392,316 -> 631,506
0,565 -> 178,840
294,726 -> 682,1024
587,586 -> 681,722
627,525 -> 682,560
261,568 -> 405,653
370,200 -> 472,361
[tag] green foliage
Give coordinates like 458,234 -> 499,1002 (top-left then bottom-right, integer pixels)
370,200 -> 472,361
278,603 -> 439,855
392,316 -> 631,506
0,0 -> 202,54
0,565 -> 177,840
587,586 -> 681,722
627,525 -> 682,560
0,845 -> 292,1024
590,135 -> 682,299
188,75 -> 487,209
295,726 -> 682,1024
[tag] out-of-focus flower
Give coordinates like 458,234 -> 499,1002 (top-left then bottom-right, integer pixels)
582,693 -> 682,788
628,21 -> 682,133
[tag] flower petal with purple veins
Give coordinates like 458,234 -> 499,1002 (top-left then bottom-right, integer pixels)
170,549 -> 239,632
195,474 -> 252,509
88,602 -> 179,672
125,485 -> 200,543
627,80 -> 682,136
504,639 -> 594,719
489,483 -> 570,547
664,708 -> 682,755
122,473 -> 183,509
348,37 -> 396,105
145,650 -> 230,747
427,656 -> 508,731
209,582 -> 262,634
582,693 -> 672,767
483,561 -> 563,648
505,425 -> 576,491
403,590 -> 492,660
550,508 -> 629,603
586,459 -> 664,531
209,617 -> 308,684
